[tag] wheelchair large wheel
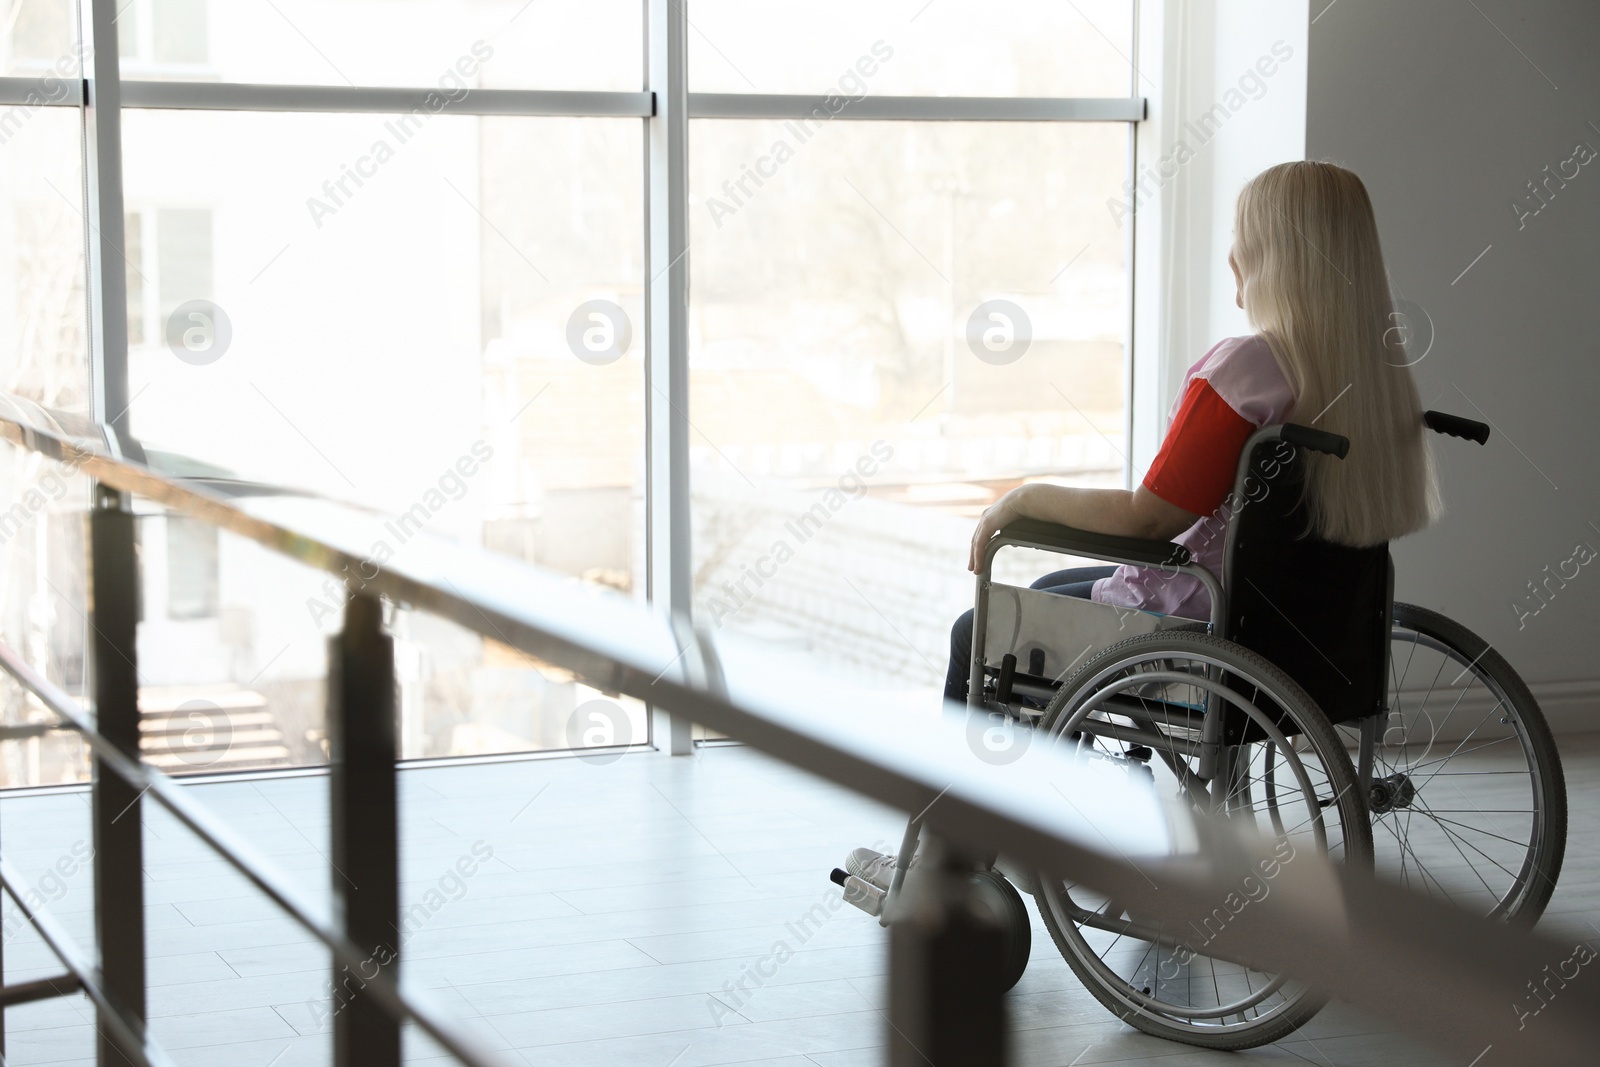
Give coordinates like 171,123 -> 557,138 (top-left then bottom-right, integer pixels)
1334,603 -> 1566,924
1030,630 -> 1371,1050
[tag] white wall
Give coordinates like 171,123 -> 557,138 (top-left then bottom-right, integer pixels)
1308,0 -> 1600,729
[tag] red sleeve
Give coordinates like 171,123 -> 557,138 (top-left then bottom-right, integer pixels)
1142,378 -> 1255,515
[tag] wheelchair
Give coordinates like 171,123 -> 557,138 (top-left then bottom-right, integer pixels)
833,412 -> 1567,1051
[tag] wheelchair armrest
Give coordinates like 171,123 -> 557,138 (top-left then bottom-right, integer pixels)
998,517 -> 1191,568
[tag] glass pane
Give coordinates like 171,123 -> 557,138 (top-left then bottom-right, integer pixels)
135,518 -> 327,774
116,0 -> 642,91
119,109 -> 645,761
391,605 -> 648,760
2,0 -> 82,77
690,0 -> 1135,97
154,0 -> 209,65
0,105 -> 88,414
689,119 -> 1129,704
155,207 -> 213,322
0,439 -> 91,787
165,514 -> 220,619
125,211 -> 147,345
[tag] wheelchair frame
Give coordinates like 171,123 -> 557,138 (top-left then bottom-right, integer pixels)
878,410 -> 1559,931
876,423 -> 1342,923
845,409 -> 1564,1049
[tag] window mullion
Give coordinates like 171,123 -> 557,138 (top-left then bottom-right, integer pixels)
83,0 -> 132,439
645,0 -> 694,755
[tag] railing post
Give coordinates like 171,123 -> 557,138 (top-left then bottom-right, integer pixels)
327,593 -> 400,1067
888,853 -> 1008,1066
88,486 -> 146,1066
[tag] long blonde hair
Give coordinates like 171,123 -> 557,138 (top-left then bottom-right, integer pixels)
1233,161 -> 1439,547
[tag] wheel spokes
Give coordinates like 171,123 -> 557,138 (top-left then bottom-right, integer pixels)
1039,638 -> 1357,1036
1372,620 -> 1548,919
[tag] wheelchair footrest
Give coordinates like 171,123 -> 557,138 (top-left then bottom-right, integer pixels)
830,867 -> 886,917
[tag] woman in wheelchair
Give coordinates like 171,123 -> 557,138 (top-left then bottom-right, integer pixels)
838,161 -> 1566,1050
949,159 -> 1437,702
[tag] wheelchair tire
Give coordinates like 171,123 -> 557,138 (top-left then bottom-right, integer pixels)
968,868 -> 1031,993
1337,603 -> 1566,924
1029,630 -> 1371,1050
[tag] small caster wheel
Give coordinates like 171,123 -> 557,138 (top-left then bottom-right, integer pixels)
969,868 -> 1031,992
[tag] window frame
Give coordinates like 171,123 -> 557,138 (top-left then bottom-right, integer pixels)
7,0 -> 1147,757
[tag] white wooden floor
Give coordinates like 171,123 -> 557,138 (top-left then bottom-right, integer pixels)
1,734 -> 1597,1067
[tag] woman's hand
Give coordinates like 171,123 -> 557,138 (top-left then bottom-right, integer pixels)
968,486 -> 1030,572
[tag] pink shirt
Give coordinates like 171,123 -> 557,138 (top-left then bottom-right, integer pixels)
1092,335 -> 1296,620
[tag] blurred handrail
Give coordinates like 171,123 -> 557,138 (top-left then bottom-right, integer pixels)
0,396 -> 1174,875
0,396 -> 1597,1066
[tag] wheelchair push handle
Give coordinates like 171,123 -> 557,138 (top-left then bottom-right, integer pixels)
1423,410 -> 1491,445
1279,423 -> 1350,459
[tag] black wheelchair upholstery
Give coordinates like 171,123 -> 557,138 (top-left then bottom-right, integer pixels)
1219,437 -> 1391,741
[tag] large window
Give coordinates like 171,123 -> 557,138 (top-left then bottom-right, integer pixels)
0,1 -> 1140,784
687,2 -> 1137,707
0,1 -> 92,788
115,0 -> 643,90
111,6 -> 651,768
688,0 -> 1134,96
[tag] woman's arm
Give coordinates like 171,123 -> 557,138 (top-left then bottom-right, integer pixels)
966,483 -> 1202,572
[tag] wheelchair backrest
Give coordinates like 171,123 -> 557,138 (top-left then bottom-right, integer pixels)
1221,434 -> 1391,726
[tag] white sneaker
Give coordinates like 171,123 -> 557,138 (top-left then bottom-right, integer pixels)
846,846 -> 902,892
849,845 -> 1029,898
